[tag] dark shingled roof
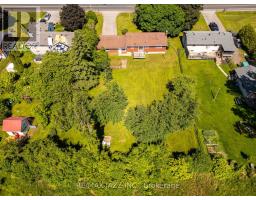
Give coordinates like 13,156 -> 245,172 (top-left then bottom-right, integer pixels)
184,31 -> 237,52
235,65 -> 256,94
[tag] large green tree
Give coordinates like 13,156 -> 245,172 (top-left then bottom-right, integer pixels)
134,4 -> 185,36
92,82 -> 128,124
60,4 -> 86,31
125,76 -> 197,143
178,5 -> 203,30
239,24 -> 256,55
0,100 -> 11,123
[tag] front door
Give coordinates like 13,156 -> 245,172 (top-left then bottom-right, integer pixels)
138,46 -> 144,52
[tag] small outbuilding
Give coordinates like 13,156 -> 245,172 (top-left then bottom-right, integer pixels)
6,63 -> 16,72
102,136 -> 112,147
2,117 -> 30,138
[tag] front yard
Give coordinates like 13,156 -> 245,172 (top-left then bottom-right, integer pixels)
95,12 -> 103,36
116,13 -> 141,35
217,11 -> 256,32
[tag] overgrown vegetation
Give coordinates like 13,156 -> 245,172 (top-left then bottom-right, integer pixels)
0,7 -> 256,196
125,76 -> 197,143
238,24 -> 256,56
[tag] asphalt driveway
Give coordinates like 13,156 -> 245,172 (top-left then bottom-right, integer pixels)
101,11 -> 120,35
201,10 -> 226,32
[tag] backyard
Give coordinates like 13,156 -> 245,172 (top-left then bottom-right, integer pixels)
105,12 -> 256,163
216,11 -> 256,32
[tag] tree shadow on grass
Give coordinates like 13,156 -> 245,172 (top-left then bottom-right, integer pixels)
48,129 -> 82,151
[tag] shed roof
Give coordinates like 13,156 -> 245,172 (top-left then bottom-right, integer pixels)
2,117 -> 29,132
184,31 -> 236,52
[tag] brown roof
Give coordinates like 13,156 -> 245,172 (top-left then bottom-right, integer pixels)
97,32 -> 168,49
126,32 -> 167,47
97,35 -> 126,49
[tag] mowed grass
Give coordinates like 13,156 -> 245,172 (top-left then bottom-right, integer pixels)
181,55 -> 256,163
95,12 -> 103,36
165,127 -> 198,153
112,38 -> 181,108
104,122 -> 136,153
217,11 -> 256,32
116,13 -> 141,35
192,14 -> 209,31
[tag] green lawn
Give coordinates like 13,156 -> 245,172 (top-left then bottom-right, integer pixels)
192,14 -> 209,31
104,122 -> 136,153
180,53 -> 256,163
165,127 -> 198,153
116,13 -> 141,35
217,11 -> 256,32
112,38 -> 181,108
55,23 -> 64,32
95,12 -> 103,36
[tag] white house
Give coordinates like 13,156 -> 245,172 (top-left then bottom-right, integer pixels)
182,31 -> 237,60
27,22 -> 74,55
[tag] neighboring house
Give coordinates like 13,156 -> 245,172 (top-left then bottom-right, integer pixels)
182,31 -> 236,60
97,32 -> 168,57
0,32 -> 11,60
27,22 -> 74,55
2,117 -> 30,137
231,65 -> 256,109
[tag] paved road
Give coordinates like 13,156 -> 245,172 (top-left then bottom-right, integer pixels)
3,4 -> 136,12
201,10 -> 226,31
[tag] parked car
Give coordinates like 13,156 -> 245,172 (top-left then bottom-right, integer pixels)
39,18 -> 46,23
44,13 -> 51,21
209,22 -> 219,31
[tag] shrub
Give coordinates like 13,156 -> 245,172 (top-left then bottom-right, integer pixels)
86,11 -> 98,24
121,28 -> 128,35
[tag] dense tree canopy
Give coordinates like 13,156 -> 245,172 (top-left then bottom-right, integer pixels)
0,100 -> 11,123
239,24 -> 256,55
134,4 -> 185,37
178,5 -> 203,30
92,82 -> 128,125
125,76 -> 197,143
86,10 -> 98,24
60,4 -> 86,31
